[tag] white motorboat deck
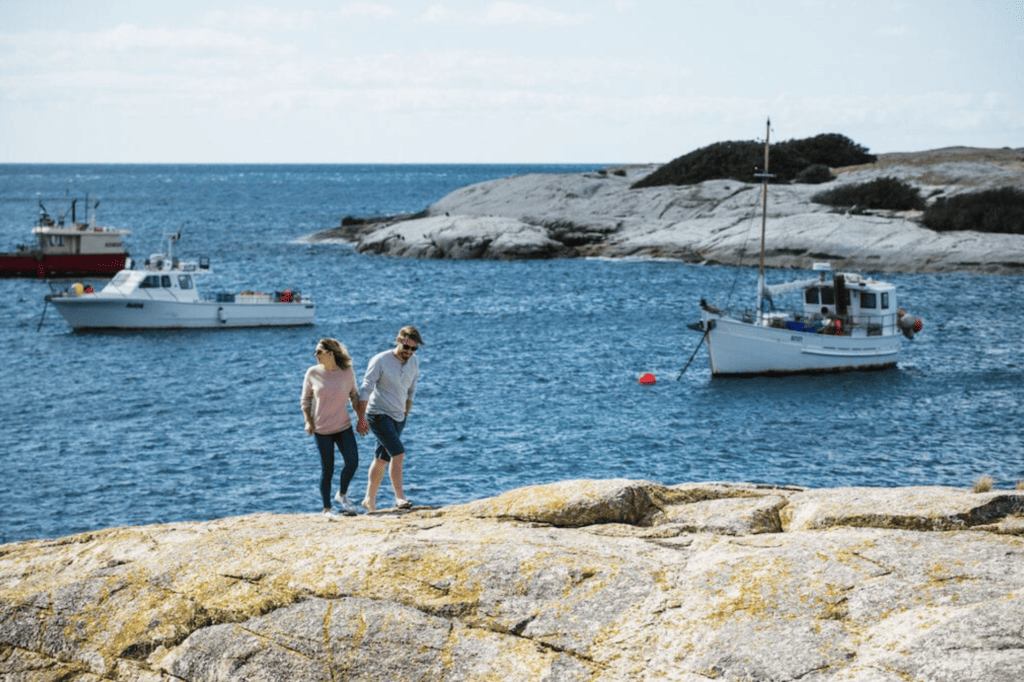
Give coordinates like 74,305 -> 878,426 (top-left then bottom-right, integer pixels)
46,234 -> 314,330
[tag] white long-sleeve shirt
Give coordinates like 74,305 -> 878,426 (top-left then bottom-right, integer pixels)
359,350 -> 418,421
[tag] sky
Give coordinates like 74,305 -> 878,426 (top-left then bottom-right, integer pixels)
1,0 -> 1021,163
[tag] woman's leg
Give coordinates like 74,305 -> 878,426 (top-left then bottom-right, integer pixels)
335,428 -> 359,496
314,433 -> 335,511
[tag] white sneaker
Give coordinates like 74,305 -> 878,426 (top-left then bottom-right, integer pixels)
395,498 -> 413,510
338,494 -> 359,515
322,509 -> 339,520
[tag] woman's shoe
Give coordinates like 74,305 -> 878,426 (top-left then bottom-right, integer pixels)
338,494 -> 359,515
395,498 -> 413,510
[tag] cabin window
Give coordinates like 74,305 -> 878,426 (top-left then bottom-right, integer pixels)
111,273 -> 130,287
881,292 -> 890,309
860,292 -> 877,309
161,275 -> 172,288
178,275 -> 193,290
140,275 -> 160,288
805,288 -> 819,305
820,287 -> 835,305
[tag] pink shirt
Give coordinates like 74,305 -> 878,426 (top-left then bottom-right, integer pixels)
301,365 -> 357,434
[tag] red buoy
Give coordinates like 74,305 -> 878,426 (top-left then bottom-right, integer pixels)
638,372 -> 656,385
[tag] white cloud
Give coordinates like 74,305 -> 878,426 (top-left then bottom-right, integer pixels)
415,2 -> 588,26
419,4 -> 459,23
204,3 -> 399,29
478,2 -> 588,26
875,25 -> 907,37
94,23 -> 277,52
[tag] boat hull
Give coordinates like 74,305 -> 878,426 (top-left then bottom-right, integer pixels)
703,316 -> 900,376
0,253 -> 129,278
49,297 -> 315,330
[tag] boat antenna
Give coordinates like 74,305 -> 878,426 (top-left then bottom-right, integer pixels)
754,117 -> 774,324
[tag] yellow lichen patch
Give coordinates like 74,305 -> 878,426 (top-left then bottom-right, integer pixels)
813,582 -> 850,622
439,623 -> 599,681
352,543 -> 489,616
701,555 -> 798,624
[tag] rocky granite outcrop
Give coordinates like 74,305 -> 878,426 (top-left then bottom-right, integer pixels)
312,147 -> 1024,273
2,479 -> 1023,681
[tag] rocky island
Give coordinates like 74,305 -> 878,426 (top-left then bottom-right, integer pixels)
313,147 -> 1024,274
2,479 -> 1023,681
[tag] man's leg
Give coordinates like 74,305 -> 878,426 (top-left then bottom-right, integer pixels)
389,453 -> 406,502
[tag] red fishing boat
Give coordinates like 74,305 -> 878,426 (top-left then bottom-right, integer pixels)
0,197 -> 131,278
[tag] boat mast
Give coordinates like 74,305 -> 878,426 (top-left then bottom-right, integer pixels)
755,117 -> 772,324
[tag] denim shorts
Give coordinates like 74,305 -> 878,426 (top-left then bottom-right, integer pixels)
368,413 -> 405,462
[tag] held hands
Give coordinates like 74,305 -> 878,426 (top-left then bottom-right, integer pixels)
356,417 -> 370,436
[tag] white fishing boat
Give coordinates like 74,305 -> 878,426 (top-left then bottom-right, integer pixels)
45,233 -> 314,330
693,119 -> 923,376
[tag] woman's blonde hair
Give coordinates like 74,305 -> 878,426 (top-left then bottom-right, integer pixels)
317,337 -> 352,370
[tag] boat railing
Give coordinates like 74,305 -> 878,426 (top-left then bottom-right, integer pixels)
847,311 -> 899,336
757,307 -> 899,336
198,291 -> 305,304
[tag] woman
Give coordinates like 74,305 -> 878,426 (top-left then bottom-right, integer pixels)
301,338 -> 369,517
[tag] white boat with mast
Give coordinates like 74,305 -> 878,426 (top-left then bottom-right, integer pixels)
45,231 -> 314,330
693,119 -> 924,377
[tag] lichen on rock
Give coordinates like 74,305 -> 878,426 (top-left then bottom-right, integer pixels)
2,479 -> 1023,681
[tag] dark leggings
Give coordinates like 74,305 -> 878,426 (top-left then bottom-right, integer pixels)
314,428 -> 359,508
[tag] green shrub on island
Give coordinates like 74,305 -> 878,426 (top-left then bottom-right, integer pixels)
812,176 -> 925,212
795,164 -> 834,184
921,187 -> 1024,235
632,133 -> 873,188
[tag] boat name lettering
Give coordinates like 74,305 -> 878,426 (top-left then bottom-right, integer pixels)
126,302 -> 144,309
790,335 -> 803,342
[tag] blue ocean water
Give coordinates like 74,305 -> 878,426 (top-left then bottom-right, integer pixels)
1,164 -> 1022,545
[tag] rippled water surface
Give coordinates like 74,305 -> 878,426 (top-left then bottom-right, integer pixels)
2,164 -> 1022,544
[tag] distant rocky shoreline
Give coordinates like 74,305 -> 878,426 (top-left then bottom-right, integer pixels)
312,147 -> 1024,274
2,479 -> 1023,681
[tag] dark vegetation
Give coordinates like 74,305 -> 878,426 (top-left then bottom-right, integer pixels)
631,133 -> 875,188
812,177 -> 926,212
631,131 -> 1024,234
813,180 -> 1024,233
921,187 -> 1024,234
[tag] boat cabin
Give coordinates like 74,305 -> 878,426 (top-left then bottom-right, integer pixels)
765,263 -> 900,337
99,252 -> 208,301
27,201 -> 130,256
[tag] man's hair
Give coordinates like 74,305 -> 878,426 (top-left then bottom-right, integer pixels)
398,325 -> 424,346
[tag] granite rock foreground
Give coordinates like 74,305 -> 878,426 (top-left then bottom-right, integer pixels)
2,480 -> 1023,682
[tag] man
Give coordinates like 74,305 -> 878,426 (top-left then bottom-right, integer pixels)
357,325 -> 423,512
